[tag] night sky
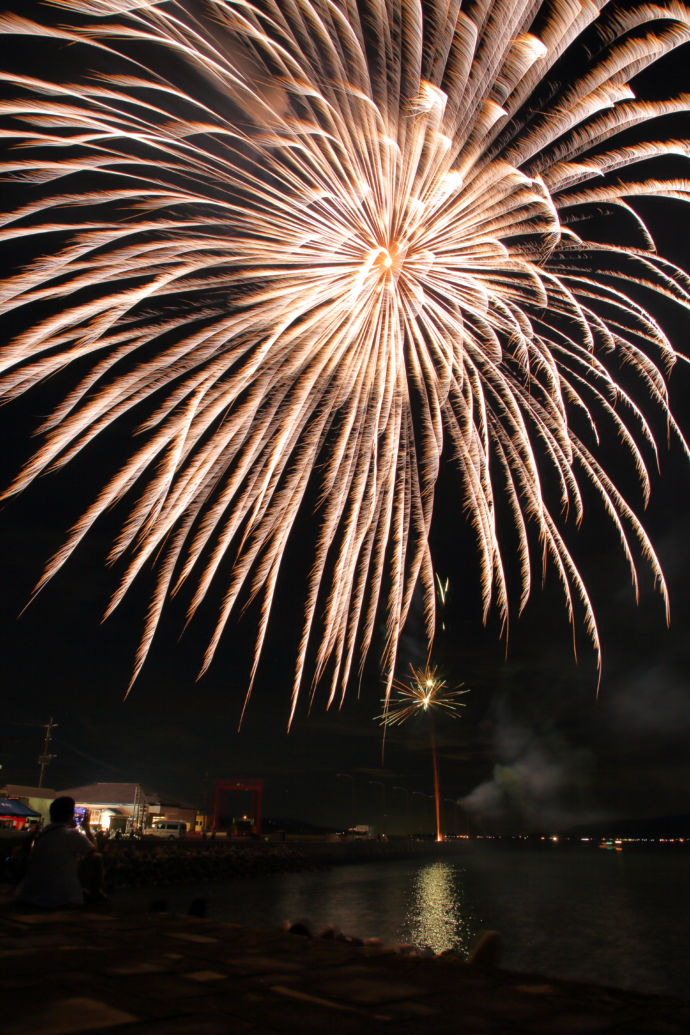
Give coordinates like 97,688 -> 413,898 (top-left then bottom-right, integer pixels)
1,1 -> 688,835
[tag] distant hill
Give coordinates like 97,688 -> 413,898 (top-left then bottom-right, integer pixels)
262,816 -> 338,836
566,814 -> 690,839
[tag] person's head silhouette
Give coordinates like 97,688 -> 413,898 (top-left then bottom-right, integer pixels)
50,796 -> 76,824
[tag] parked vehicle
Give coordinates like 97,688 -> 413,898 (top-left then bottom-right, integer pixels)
149,820 -> 187,839
347,824 -> 374,838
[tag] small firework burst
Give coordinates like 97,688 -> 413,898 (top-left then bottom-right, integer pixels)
378,664 -> 469,841
379,666 -> 469,726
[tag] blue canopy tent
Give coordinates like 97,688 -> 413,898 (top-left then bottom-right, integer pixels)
0,798 -> 41,831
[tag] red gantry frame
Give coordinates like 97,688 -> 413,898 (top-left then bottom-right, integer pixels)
212,778 -> 264,834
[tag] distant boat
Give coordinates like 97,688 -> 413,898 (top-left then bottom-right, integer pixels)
599,839 -> 623,852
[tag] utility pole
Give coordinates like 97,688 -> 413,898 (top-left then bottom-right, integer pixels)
37,716 -> 58,788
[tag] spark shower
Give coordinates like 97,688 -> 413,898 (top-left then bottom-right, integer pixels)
0,0 -> 688,720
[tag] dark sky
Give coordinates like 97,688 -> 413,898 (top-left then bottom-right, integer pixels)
0,1 -> 688,835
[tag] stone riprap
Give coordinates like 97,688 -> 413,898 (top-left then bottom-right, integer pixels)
5,835 -> 464,892
1,904 -> 688,1034
101,836 -> 464,889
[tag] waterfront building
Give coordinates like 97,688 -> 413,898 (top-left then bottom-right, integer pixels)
57,782 -> 197,834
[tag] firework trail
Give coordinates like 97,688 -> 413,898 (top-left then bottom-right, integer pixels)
378,665 -> 469,840
0,1 -> 688,720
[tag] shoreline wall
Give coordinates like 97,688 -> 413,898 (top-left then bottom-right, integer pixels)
100,835 -> 458,890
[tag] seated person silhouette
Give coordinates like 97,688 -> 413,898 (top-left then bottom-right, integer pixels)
16,795 -> 106,908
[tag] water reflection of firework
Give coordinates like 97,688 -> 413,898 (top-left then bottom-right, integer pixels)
0,2 -> 688,718
403,861 -> 478,956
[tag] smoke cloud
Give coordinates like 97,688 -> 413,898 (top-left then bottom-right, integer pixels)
460,699 -> 600,833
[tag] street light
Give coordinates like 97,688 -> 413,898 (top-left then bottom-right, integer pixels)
393,786 -> 409,836
392,785 -> 410,834
336,773 -> 355,830
411,790 -> 431,836
443,798 -> 459,835
367,780 -> 386,834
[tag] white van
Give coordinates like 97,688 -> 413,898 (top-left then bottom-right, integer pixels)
149,820 -> 187,839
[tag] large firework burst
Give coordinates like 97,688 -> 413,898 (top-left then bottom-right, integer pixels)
0,1 -> 688,720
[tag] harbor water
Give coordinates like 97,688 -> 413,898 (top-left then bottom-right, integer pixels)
114,841 -> 689,999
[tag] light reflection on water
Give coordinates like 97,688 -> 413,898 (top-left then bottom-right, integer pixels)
401,860 -> 478,955
269,858 -> 481,956
113,845 -> 690,999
